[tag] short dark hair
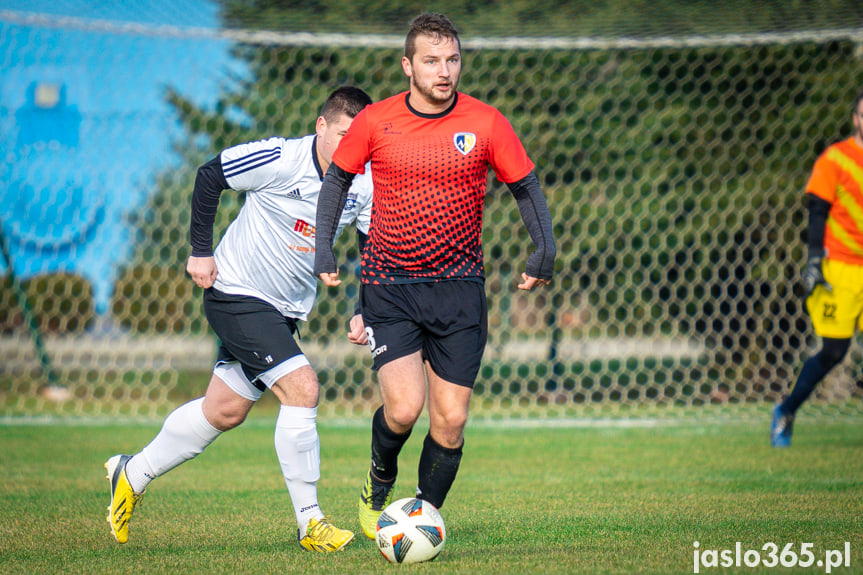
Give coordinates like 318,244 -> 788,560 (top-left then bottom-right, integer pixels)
404,12 -> 460,62
855,90 -> 863,114
320,86 -> 372,122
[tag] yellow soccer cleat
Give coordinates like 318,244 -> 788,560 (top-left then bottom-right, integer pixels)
358,470 -> 395,540
104,454 -> 144,544
298,517 -> 355,552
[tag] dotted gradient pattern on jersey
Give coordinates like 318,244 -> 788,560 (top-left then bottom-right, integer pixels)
335,93 -> 534,284
362,132 -> 490,283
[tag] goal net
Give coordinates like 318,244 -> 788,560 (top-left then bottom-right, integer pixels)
2,2 -> 862,420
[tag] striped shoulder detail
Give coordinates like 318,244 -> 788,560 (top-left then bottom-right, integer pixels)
222,146 -> 281,179
826,145 -> 863,187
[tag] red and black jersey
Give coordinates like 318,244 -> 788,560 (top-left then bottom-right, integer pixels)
333,91 -> 534,284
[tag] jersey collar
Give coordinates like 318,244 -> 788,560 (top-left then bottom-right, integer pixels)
311,135 -> 324,180
405,91 -> 459,119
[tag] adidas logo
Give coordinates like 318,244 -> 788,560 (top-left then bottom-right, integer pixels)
285,188 -> 302,199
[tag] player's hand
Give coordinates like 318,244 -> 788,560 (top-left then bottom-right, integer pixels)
517,272 -> 551,291
187,256 -> 218,289
318,272 -> 342,287
802,256 -> 831,296
347,314 -> 368,345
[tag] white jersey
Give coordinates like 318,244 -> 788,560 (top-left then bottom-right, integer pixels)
213,134 -> 372,321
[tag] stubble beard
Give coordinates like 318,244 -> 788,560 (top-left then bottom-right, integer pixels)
414,77 -> 458,107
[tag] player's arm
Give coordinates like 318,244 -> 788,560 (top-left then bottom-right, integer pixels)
187,155 -> 229,288
313,162 -> 357,286
802,192 -> 832,295
506,171 -> 556,290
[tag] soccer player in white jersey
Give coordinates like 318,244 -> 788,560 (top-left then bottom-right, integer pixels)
103,86 -> 373,552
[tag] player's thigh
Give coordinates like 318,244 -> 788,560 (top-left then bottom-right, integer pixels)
807,259 -> 863,338
426,363 -> 472,447
377,350 -> 427,430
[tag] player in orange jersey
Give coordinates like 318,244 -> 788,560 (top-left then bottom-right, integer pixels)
314,13 -> 556,537
772,91 -> 863,447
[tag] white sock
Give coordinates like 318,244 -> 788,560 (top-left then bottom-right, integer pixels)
124,397 -> 221,494
274,405 -> 324,537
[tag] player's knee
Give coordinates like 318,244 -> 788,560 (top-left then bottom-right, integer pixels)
271,367 -> 320,408
202,389 -> 252,431
386,403 -> 422,431
446,411 -> 468,432
207,404 -> 248,431
292,377 -> 320,405
430,410 -> 467,445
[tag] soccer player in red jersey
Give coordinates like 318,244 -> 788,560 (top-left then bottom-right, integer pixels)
771,91 -> 863,447
314,13 -> 556,538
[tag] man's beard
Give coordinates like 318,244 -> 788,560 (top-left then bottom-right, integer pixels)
414,78 -> 457,105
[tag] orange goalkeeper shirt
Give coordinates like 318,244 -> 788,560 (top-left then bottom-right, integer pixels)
806,137 -> 863,265
333,91 -> 535,284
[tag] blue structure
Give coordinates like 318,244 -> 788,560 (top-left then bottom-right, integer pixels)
0,1 -> 239,314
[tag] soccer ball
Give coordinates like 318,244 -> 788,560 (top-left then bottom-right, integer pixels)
376,497 -> 446,564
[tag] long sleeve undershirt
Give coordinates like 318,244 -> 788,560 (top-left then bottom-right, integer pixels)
189,155 -> 230,257
507,171 -> 557,279
313,162 -> 356,275
807,192 -> 830,258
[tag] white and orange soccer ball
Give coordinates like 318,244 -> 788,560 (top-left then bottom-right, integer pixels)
376,497 -> 446,564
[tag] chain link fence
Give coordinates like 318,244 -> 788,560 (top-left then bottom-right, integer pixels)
2,4 -> 863,419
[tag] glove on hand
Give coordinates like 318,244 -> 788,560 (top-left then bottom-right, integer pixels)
802,256 -> 831,296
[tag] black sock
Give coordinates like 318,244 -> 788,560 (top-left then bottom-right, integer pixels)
370,405 -> 411,482
781,356 -> 829,414
781,338 -> 849,414
417,433 -> 463,509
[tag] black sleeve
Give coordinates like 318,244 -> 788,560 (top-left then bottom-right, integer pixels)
807,192 -> 831,258
352,230 -> 369,316
313,162 -> 356,275
506,171 -> 557,279
190,155 -> 230,257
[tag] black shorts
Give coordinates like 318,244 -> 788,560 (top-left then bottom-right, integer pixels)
203,287 -> 302,391
359,280 -> 488,388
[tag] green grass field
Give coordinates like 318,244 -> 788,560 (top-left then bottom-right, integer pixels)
1,411 -> 861,574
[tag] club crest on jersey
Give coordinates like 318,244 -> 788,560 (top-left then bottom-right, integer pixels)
454,132 -> 476,156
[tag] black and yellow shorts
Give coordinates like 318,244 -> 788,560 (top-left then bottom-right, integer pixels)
806,258 -> 863,339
